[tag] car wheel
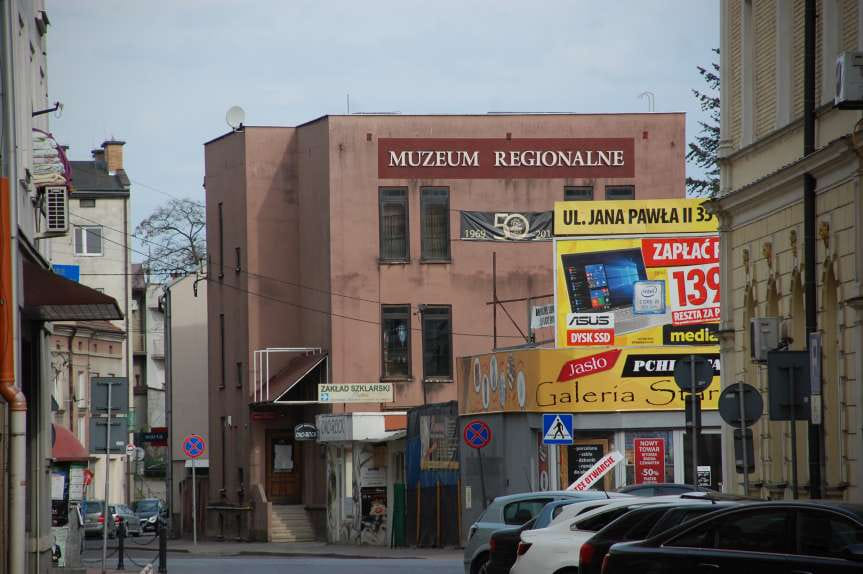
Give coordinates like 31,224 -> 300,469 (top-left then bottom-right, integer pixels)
472,552 -> 490,574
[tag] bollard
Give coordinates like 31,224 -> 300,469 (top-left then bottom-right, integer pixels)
116,519 -> 125,570
158,518 -> 168,574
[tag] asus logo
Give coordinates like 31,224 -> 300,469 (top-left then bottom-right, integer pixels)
567,313 -> 614,328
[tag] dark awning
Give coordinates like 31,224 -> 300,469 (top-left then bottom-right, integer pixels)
23,260 -> 123,321
270,353 -> 328,404
52,423 -> 89,462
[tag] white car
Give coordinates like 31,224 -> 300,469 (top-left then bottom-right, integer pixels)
510,495 -> 683,574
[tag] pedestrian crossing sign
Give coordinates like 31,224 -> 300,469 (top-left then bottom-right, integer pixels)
542,413 -> 574,445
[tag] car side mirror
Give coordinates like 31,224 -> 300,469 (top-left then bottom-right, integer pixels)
842,544 -> 863,562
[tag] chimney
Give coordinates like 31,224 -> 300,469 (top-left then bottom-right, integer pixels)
102,140 -> 125,173
91,148 -> 106,170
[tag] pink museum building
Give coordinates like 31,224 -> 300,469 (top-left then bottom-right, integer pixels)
202,113 -> 685,543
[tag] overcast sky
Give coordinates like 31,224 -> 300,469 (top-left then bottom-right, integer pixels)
46,0 -> 719,260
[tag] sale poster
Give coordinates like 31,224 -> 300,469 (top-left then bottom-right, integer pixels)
554,199 -> 719,349
634,438 -> 665,484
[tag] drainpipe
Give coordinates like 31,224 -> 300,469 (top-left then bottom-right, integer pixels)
69,327 -> 78,434
1,0 -> 27,571
803,0 -> 823,499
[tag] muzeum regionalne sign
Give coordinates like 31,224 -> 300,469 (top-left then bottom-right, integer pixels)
377,138 -> 635,179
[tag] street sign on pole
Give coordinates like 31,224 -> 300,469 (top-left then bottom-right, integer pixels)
182,434 -> 206,546
463,420 -> 491,509
126,443 -> 136,457
718,382 -> 763,495
542,414 -> 574,445
672,356 -> 714,393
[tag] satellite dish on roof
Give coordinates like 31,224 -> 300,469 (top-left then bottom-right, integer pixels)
226,106 -> 245,130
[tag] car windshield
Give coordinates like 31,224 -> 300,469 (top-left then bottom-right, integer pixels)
85,501 -> 104,514
135,501 -> 160,512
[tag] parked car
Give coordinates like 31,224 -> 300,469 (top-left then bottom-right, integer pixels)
510,495 -> 686,574
615,483 -> 713,496
81,500 -> 113,538
109,504 -> 142,537
133,498 -> 165,532
463,491 -> 629,574
602,501 -> 863,574
578,499 -> 741,574
486,496 -> 635,574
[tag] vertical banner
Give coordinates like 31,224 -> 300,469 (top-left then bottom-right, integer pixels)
634,438 -> 665,484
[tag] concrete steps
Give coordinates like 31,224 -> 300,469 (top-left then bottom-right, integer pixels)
270,505 -> 316,542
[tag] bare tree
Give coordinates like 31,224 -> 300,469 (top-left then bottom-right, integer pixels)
135,198 -> 206,278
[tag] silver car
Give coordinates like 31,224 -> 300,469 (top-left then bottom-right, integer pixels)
463,491 -> 629,574
109,504 -> 142,537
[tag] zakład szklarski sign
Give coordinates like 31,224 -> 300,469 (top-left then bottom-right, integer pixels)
378,138 -> 634,179
457,346 -> 720,415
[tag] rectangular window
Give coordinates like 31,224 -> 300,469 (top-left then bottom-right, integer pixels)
605,185 -> 635,200
236,361 -> 243,388
218,202 -> 224,278
420,188 -> 450,261
74,226 -> 103,256
219,313 -> 225,389
77,371 -> 85,403
381,305 -> 411,379
422,305 -> 452,380
379,188 -> 409,261
79,198 -> 96,208
564,186 -> 594,201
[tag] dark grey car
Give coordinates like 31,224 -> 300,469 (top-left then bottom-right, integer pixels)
110,504 -> 142,537
82,500 -> 112,538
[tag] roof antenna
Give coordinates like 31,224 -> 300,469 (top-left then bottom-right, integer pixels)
347,93 -> 350,115
638,91 -> 655,112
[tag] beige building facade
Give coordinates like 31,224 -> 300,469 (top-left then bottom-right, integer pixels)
714,0 -> 863,500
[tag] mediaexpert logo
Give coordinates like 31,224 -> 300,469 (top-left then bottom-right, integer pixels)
662,324 -> 719,345
556,349 -> 621,382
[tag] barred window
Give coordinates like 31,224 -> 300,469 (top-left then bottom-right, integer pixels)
381,305 -> 411,379
421,188 -> 450,261
379,188 -> 409,261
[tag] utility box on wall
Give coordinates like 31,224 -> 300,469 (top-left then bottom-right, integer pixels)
750,318 -> 780,363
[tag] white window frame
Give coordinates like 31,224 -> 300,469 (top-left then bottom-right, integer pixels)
74,225 -> 103,256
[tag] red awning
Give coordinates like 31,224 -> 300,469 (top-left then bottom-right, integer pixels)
52,423 -> 89,462
23,260 -> 123,321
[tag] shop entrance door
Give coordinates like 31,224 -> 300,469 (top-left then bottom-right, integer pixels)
266,432 -> 302,504
684,433 -> 722,489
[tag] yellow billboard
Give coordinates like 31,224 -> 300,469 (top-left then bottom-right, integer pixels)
554,235 -> 720,348
553,199 -> 718,236
458,347 -> 720,415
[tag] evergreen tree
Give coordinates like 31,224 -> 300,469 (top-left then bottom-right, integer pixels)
686,49 -> 720,197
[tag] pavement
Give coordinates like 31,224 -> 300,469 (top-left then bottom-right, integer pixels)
164,539 -> 463,560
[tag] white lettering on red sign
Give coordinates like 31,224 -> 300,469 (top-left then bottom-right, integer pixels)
642,237 -> 719,267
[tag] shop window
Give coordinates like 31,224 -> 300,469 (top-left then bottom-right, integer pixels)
605,185 -> 635,200
381,305 -> 411,379
564,186 -> 593,201
420,188 -> 450,261
74,225 -> 103,256
421,305 -> 452,381
379,188 -> 409,261
624,430 -> 674,484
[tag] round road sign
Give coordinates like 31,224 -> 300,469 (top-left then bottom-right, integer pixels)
463,420 -> 492,449
718,382 -> 764,427
182,434 -> 206,459
673,356 -> 715,393
126,443 -> 136,456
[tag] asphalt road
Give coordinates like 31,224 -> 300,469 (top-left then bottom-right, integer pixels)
164,556 -> 462,573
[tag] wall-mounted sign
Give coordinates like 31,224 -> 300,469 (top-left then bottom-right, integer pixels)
555,234 -> 720,347
318,383 -> 393,403
460,211 -> 552,242
140,429 -> 168,445
317,414 -> 351,442
459,347 -> 721,415
634,437 -> 665,484
379,138 -> 634,179
52,264 -> 80,282
294,423 -> 318,441
531,304 -> 555,330
554,199 -> 718,236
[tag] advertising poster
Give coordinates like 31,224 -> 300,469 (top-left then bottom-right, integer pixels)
419,414 -> 459,471
553,199 -> 719,349
634,438 -> 666,484
571,444 -> 605,481
458,346 -> 720,415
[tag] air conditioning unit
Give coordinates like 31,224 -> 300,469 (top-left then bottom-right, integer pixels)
835,51 -> 863,109
750,317 -> 780,363
44,186 -> 69,234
